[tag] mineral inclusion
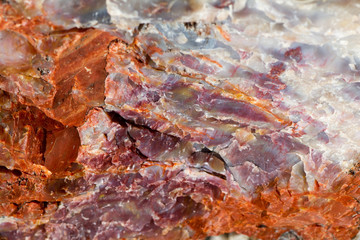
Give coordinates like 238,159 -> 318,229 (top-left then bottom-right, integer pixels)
1,0 -> 360,239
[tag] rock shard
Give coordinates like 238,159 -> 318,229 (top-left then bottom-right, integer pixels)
1,0 -> 360,239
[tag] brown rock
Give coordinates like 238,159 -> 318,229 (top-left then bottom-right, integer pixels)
1,1 -> 360,240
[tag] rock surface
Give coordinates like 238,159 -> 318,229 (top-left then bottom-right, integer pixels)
1,0 -> 360,239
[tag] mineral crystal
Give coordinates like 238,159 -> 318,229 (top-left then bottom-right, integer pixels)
1,0 -> 360,239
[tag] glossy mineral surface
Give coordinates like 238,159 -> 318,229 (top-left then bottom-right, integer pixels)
1,1 -> 360,239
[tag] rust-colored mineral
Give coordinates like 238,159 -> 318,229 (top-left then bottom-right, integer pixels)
1,1 -> 360,240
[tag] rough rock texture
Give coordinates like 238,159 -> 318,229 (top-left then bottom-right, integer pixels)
1,0 -> 360,239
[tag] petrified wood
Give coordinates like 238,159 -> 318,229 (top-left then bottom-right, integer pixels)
1,1 -> 360,239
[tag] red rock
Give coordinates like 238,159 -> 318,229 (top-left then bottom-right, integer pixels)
1,1 -> 360,240
44,127 -> 80,173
